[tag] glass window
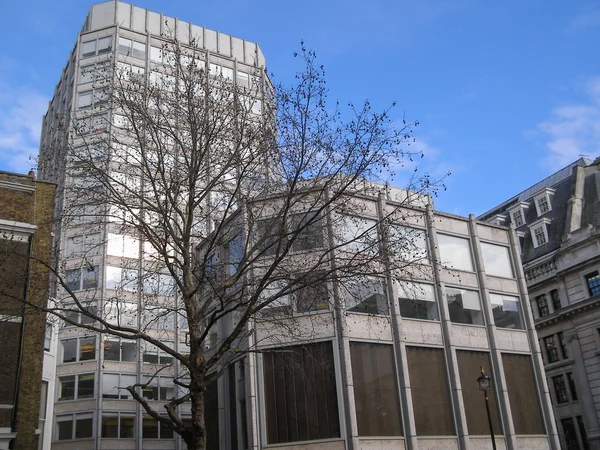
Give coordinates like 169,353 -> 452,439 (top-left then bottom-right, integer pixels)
142,376 -> 175,401
290,212 -> 323,252
489,293 -> 523,329
77,91 -> 93,109
102,413 -> 136,438
81,40 -> 96,58
577,416 -> 590,450
537,196 -> 550,214
446,287 -> 483,325
562,417 -> 579,450
585,271 -> 600,297
552,375 -> 568,403
511,209 -> 524,227
263,342 -> 340,443
342,276 -> 388,315
294,274 -> 329,313
567,372 -> 578,401
389,225 -> 429,263
56,413 -> 93,441
551,289 -> 561,310
58,376 -> 75,400
61,339 -> 77,363
44,323 -> 52,351
80,336 -> 96,361
397,280 -> 439,321
118,37 -> 132,55
132,41 -> 146,59
350,342 -> 402,436
544,335 -> 559,363
65,269 -> 81,291
104,339 -> 137,362
437,234 -> 474,272
103,373 -> 136,400
97,36 -> 112,54
339,216 -> 378,254
481,242 -> 513,278
104,300 -> 138,327
533,225 -> 547,246
536,294 -> 549,317
559,332 -> 568,359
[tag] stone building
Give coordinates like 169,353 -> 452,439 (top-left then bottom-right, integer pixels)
197,181 -> 560,450
0,170 -> 55,450
479,157 -> 600,450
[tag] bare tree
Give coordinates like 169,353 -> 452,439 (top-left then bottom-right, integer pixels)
31,39 -> 444,450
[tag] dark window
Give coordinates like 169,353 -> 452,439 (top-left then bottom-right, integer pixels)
577,416 -> 590,450
256,217 -> 285,257
559,332 -> 568,359
585,271 -> 600,297
552,375 -> 568,403
456,351 -> 502,436
263,342 -> 340,444
550,289 -> 561,310
567,372 -> 578,401
544,335 -> 559,363
561,417 -> 579,450
406,346 -> 455,436
350,342 -> 403,436
290,212 -> 323,252
502,353 -> 545,434
294,274 -> 329,313
537,294 -> 549,317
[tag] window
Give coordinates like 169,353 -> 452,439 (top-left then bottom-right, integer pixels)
559,332 -> 568,359
60,336 -> 96,363
437,234 -> 474,272
80,35 -> 112,58
263,342 -> 340,443
342,276 -> 388,315
58,374 -> 94,401
104,300 -> 138,328
44,323 -> 52,351
102,373 -> 137,399
143,416 -> 174,439
552,375 -> 569,403
577,416 -> 590,450
107,233 -> 140,258
536,294 -> 549,317
105,266 -> 138,291
116,62 -> 145,81
142,308 -> 176,330
104,339 -> 136,362
567,372 -> 578,401
502,353 -> 545,434
446,287 -> 484,325
534,189 -> 554,216
529,218 -> 551,248
101,413 -> 136,438
489,293 -> 523,329
397,280 -> 439,321
480,242 -> 513,278
456,351 -> 502,436
77,87 -> 108,109
237,71 -> 249,88
64,233 -> 101,259
64,265 -> 99,291
543,335 -> 559,363
389,225 -> 429,264
209,63 -> 234,81
260,275 -> 329,316
142,376 -> 175,401
79,61 -> 112,84
62,304 -> 97,327
55,413 -> 93,441
406,346 -> 455,436
75,112 -> 109,135
551,289 -> 562,310
290,212 -> 323,252
561,417 -> 579,450
585,271 -> 600,297
142,341 -> 175,365
143,272 -> 176,296
255,217 -> 285,257
338,216 -> 378,254
350,342 -> 402,436
118,36 -> 146,59
511,209 -> 524,227
294,274 -> 329,313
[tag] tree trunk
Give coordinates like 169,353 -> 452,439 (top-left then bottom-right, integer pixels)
185,375 -> 206,450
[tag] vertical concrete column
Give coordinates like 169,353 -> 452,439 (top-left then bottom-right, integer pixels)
247,324 -> 261,450
565,331 -> 600,449
378,194 -> 418,450
324,198 -> 359,450
506,222 -> 560,450
426,205 -> 470,450
468,216 -> 517,450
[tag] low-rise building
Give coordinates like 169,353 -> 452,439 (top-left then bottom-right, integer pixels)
479,157 -> 600,450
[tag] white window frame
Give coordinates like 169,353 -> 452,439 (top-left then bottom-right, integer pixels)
54,412 -> 94,441
80,35 -> 113,58
57,373 -> 95,401
533,188 -> 555,217
102,373 -> 137,400
507,202 -> 529,228
529,218 -> 551,248
103,338 -> 137,362
60,336 -> 97,364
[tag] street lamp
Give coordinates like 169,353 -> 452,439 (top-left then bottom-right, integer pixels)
477,366 -> 497,450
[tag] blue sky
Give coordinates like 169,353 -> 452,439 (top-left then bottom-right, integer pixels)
1,0 -> 598,216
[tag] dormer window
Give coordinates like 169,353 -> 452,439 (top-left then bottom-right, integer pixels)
529,218 -> 552,248
533,188 -> 555,217
487,214 -> 507,226
507,202 -> 529,228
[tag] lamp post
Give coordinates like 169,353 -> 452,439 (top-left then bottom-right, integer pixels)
477,366 -> 497,450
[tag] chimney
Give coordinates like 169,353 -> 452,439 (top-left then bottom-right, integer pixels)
565,165 -> 584,236
27,170 -> 36,180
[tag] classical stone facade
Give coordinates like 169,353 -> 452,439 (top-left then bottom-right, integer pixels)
0,171 -> 55,450
479,157 -> 600,450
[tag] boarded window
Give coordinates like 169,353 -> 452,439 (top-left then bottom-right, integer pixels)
350,342 -> 402,436
502,353 -> 545,435
456,350 -> 502,435
263,342 -> 339,443
406,346 -> 455,436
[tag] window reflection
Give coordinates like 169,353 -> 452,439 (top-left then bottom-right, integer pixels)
437,234 -> 474,272
481,242 -> 513,278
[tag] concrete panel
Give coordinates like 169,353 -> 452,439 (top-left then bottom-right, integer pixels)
417,438 -> 459,450
421,320 -> 444,345
499,277 -> 519,293
470,437 -> 507,450
177,19 -> 190,45
100,439 -> 136,449
255,313 -> 336,347
102,400 -> 137,412
257,45 -> 266,68
53,441 -> 94,450
147,11 -> 161,36
218,32 -> 231,57
116,2 -> 131,28
190,24 -> 204,48
162,15 -> 176,38
477,224 -> 510,245
54,399 -> 96,414
451,324 -> 489,349
232,37 -> 244,61
142,440 -> 176,449
245,41 -> 258,66
205,29 -> 218,52
131,6 -> 146,33
358,439 -> 405,449
435,216 -> 470,235
90,2 -> 115,30
268,440 -> 345,450
514,436 -> 550,450
346,314 -> 393,341
440,269 -> 479,288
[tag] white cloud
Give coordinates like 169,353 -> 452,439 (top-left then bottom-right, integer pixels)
537,77 -> 600,170
0,83 -> 48,173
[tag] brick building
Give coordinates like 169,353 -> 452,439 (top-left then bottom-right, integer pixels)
0,171 -> 55,450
